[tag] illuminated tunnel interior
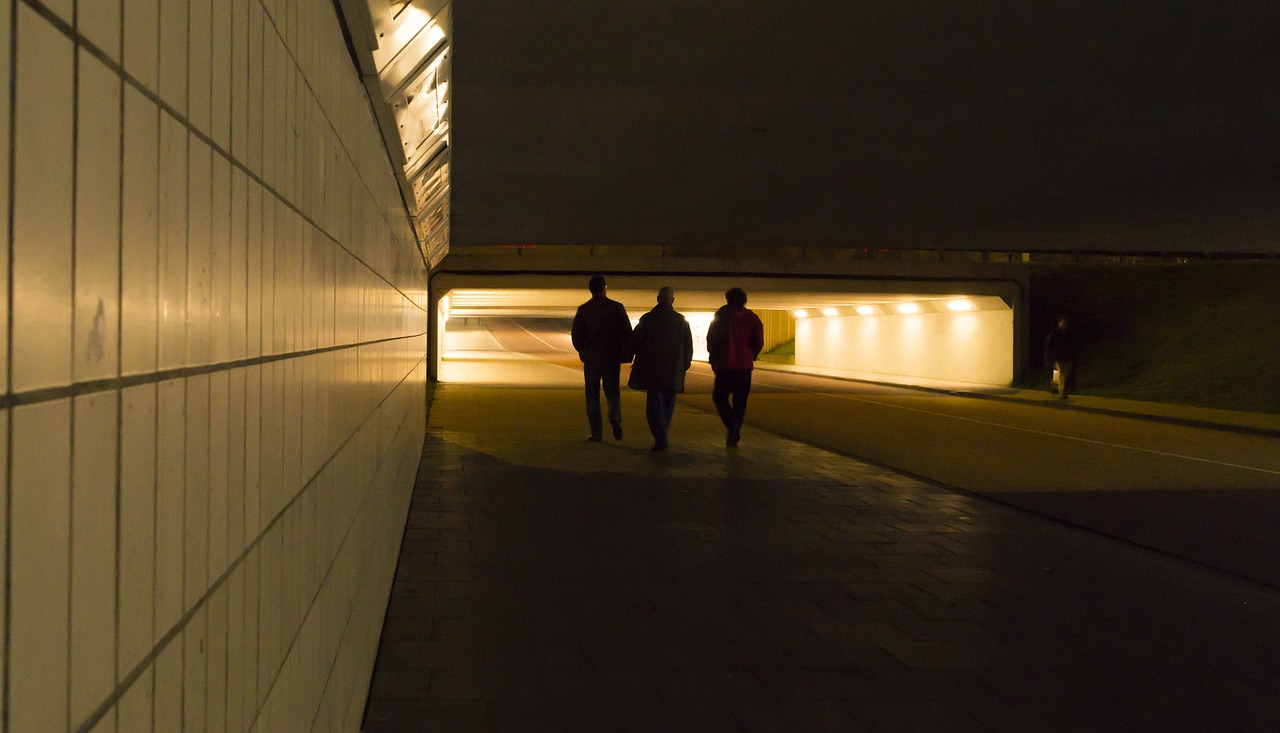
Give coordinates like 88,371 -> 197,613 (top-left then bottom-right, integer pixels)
434,284 -> 1015,388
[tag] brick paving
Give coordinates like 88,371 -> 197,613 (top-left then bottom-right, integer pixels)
363,384 -> 1280,732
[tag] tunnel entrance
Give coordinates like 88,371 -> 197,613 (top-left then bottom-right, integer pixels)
431,276 -> 1017,389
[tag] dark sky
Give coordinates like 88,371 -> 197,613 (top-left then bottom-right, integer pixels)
450,1 -> 1280,252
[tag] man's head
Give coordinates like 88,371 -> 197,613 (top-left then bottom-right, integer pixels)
588,275 -> 607,295
725,287 -> 747,306
657,286 -> 675,304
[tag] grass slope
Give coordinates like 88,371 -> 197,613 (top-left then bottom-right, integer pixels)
1026,262 -> 1280,414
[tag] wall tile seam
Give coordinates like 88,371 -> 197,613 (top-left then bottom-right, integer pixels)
0,331 -> 427,410
68,353 -> 426,733
21,2 -> 428,312
5,1 -> 22,729
252,392 -> 423,733
258,0 -> 425,278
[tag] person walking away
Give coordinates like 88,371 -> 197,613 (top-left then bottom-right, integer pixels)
707,287 -> 764,447
627,287 -> 693,451
571,275 -> 633,441
1043,315 -> 1078,399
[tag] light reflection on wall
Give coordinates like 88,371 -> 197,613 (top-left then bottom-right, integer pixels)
795,297 -> 1013,385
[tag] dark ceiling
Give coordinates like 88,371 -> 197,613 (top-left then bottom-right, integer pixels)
449,1 -> 1280,252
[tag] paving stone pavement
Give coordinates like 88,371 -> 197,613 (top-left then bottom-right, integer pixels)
363,383 -> 1280,732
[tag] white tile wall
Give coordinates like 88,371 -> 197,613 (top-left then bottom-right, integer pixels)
0,0 -> 9,391
123,0 -> 158,92
119,384 -> 157,676
45,0 -> 72,24
212,0 -> 233,152
118,665 -> 154,731
154,637 -> 182,730
71,392 -> 119,725
189,0 -> 212,137
11,399 -> 72,733
158,0 -> 187,113
78,0 -> 121,62
121,84 -> 160,376
3,3 -> 430,731
76,50 -> 122,384
13,6 -> 73,392
0,411 -> 6,717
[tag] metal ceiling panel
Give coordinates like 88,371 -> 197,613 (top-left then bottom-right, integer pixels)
337,0 -> 452,268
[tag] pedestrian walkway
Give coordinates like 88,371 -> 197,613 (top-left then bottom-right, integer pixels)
362,382 -> 1280,732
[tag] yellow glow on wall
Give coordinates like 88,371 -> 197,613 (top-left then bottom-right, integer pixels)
793,309 -> 809,318
794,296 -> 1013,386
821,307 -> 839,317
947,299 -> 974,311
856,305 -> 875,316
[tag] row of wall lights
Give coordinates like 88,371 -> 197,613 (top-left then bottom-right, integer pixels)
792,299 -> 974,318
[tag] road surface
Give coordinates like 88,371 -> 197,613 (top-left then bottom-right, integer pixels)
447,316 -> 1280,587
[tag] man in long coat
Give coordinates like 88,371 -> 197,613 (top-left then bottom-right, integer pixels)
570,275 -> 633,441
627,287 -> 693,451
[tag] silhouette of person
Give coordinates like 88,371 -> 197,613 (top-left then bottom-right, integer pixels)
571,275 -> 633,441
1043,315 -> 1078,399
627,287 -> 693,451
707,287 -> 764,447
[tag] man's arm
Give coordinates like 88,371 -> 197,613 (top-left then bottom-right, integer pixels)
570,307 -> 584,354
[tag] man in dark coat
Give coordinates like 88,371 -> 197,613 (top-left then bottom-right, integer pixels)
707,287 -> 764,447
627,287 -> 693,451
571,275 -> 633,441
1043,315 -> 1078,399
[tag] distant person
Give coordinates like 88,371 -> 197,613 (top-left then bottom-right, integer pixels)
1043,315 -> 1078,399
627,287 -> 693,451
571,275 -> 633,441
707,287 -> 764,447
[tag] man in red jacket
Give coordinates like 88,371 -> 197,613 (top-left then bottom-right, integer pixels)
706,287 -> 764,447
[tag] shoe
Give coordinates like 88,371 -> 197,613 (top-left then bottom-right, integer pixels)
726,428 -> 739,448
650,443 -> 667,452
610,417 -> 623,441
588,435 -> 603,442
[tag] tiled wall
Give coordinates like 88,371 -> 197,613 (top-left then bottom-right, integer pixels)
2,1 -> 429,731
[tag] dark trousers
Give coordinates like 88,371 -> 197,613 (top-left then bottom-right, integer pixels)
645,390 -> 677,447
712,369 -> 753,432
583,363 -> 622,438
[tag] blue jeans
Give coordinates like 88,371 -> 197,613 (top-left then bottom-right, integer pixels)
583,363 -> 622,438
645,390 -> 677,447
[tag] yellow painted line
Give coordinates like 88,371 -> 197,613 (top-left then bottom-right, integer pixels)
505,317 -> 572,353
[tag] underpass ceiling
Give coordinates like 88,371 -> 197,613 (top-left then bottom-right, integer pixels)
447,2 -> 1280,254
338,0 -> 452,266
443,288 -> 1008,318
